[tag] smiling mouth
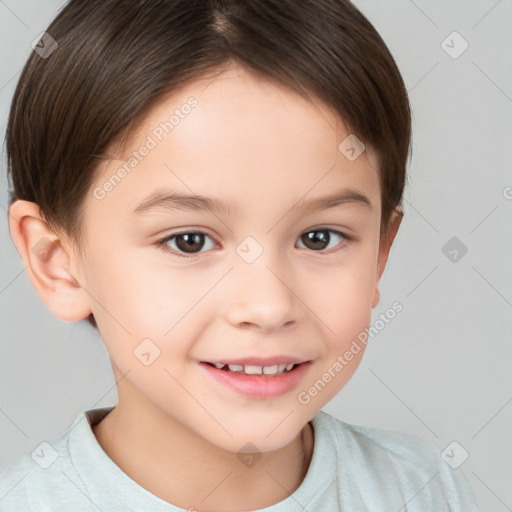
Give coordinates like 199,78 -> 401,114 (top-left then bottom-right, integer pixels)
201,361 -> 304,377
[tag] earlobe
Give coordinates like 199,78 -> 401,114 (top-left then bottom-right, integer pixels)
371,288 -> 380,309
8,199 -> 92,322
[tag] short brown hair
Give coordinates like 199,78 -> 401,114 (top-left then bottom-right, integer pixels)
6,0 -> 411,329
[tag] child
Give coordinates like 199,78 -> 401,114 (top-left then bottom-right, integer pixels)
1,0 -> 479,510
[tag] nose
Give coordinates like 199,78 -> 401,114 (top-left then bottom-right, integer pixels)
224,259 -> 303,333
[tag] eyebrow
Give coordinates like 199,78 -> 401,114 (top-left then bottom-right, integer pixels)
133,187 -> 372,216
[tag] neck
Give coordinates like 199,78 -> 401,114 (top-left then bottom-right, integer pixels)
92,402 -> 314,511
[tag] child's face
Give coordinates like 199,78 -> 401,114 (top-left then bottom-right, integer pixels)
66,64 -> 398,452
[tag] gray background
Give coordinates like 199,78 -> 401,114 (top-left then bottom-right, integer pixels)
1,1 -> 511,510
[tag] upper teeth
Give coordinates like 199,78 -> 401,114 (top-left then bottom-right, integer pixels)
213,362 -> 296,375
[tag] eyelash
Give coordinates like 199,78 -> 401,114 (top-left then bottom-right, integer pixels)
155,228 -> 352,260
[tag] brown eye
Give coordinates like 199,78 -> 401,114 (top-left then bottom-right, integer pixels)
158,231 -> 216,258
296,229 -> 347,252
174,233 -> 206,253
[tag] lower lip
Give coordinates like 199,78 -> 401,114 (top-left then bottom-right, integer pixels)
199,361 -> 312,399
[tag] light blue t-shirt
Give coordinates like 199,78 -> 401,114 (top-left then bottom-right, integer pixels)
0,407 -> 479,511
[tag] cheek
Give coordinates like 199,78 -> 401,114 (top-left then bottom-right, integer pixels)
85,247 -> 217,359
83,245 -> 174,325
80,245 -> 164,342
301,251 -> 377,335
307,275 -> 374,358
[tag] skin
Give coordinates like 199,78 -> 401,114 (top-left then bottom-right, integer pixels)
9,63 -> 402,511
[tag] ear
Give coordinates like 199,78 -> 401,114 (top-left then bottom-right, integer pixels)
371,207 -> 403,309
8,199 -> 92,322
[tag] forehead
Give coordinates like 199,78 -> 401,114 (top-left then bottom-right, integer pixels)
91,64 -> 380,218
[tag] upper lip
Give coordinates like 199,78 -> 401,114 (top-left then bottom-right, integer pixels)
202,356 -> 311,366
